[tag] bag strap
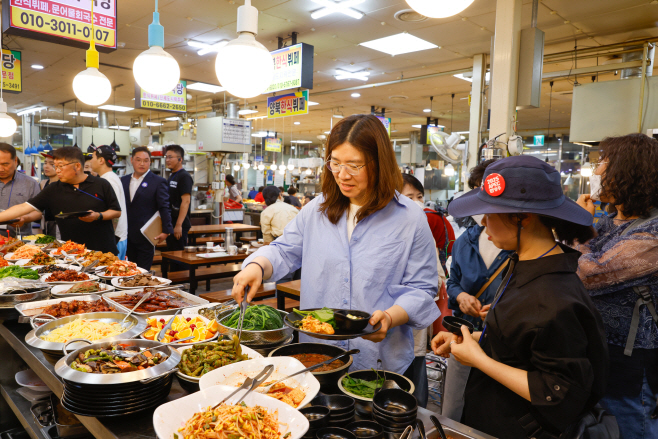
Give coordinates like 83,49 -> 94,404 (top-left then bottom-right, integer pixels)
620,208 -> 658,236
475,259 -> 510,300
625,285 -> 658,356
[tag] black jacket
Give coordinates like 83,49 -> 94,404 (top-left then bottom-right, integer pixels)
121,172 -> 174,246
462,245 -> 609,439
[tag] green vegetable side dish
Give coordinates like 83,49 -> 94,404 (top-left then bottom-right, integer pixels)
223,304 -> 283,331
293,307 -> 337,329
35,235 -> 56,244
178,338 -> 248,377
0,265 -> 39,280
341,371 -> 385,399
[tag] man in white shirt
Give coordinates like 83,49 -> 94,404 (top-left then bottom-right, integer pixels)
260,186 -> 299,243
90,145 -> 128,260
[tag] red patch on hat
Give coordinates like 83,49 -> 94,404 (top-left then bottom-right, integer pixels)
483,173 -> 505,197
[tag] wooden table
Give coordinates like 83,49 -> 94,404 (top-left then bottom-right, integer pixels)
188,224 -> 261,245
276,279 -> 301,310
160,251 -> 247,294
199,282 -> 277,303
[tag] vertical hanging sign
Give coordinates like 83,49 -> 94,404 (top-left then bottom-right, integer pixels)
1,49 -> 21,93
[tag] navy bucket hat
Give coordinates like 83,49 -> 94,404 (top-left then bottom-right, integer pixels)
448,155 -> 593,226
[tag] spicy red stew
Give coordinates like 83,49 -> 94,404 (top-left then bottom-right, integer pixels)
291,353 -> 345,372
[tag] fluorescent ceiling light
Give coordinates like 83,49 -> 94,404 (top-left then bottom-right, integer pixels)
453,72 -> 491,82
423,109 -> 431,113
165,116 -> 180,121
69,112 -> 98,118
308,101 -> 320,106
291,140 -> 312,143
294,121 -> 301,125
335,69 -> 370,81
238,109 -> 258,115
146,122 -> 162,126
324,131 -> 331,134
188,40 -> 228,56
351,93 -> 361,98
360,33 -> 438,56
109,125 -> 130,130
187,82 -> 225,93
39,119 -> 68,124
311,0 -> 365,19
412,124 -> 422,128
98,105 -> 133,112
17,106 -> 47,116
252,131 -> 275,138
31,64 -> 44,70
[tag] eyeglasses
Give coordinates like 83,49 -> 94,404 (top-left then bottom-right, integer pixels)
325,159 -> 369,176
54,162 -> 76,171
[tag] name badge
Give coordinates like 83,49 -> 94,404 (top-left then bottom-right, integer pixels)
142,182 -> 148,188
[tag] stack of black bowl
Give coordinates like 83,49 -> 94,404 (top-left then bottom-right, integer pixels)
311,395 -> 356,426
371,389 -> 418,437
300,406 -> 331,439
346,421 -> 384,439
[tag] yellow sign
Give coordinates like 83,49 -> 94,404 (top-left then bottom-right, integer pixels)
135,81 -> 187,113
1,50 -> 22,94
267,91 -> 308,119
265,137 -> 282,152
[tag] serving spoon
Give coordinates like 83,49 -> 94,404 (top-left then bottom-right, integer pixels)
374,359 -> 400,395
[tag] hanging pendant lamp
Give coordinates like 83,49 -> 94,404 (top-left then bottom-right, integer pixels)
405,0 -> 475,18
73,1 -> 111,106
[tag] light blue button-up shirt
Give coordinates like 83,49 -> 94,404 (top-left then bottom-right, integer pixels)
243,194 -> 440,374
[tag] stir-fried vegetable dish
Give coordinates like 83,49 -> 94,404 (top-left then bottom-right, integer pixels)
35,235 -> 56,244
341,370 -> 385,398
26,252 -> 55,266
223,305 -> 283,331
177,403 -> 283,439
70,344 -> 167,373
178,336 -> 249,377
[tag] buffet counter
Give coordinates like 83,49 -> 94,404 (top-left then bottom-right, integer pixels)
0,317 -> 496,439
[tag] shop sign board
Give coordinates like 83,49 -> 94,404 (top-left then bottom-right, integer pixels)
265,137 -> 282,152
222,119 -> 251,145
267,90 -> 308,119
266,43 -> 314,93
534,135 -> 544,146
1,49 -> 22,93
135,80 -> 187,113
377,116 -> 391,137
3,0 -> 117,52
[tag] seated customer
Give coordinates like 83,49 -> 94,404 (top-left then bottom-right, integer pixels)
254,186 -> 265,203
248,187 -> 258,199
260,186 -> 298,243
284,186 -> 302,208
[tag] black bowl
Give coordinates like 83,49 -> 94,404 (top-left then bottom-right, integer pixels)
442,316 -> 474,335
372,389 -> 418,417
372,413 -> 416,430
347,421 -> 384,439
317,427 -> 357,439
328,412 -> 355,423
270,344 -> 353,393
300,406 -> 331,430
311,394 -> 356,415
334,310 -> 370,333
372,406 -> 417,423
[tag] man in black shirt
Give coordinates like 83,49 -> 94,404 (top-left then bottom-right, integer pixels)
284,186 -> 302,208
164,145 -> 193,270
0,147 -> 121,253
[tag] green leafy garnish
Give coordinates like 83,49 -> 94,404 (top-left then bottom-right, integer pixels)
341,369 -> 385,399
0,265 -> 39,280
293,307 -> 336,329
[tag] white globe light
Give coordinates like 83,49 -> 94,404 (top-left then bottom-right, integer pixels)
233,163 -> 240,171
279,164 -> 286,171
133,46 -> 181,95
305,168 -> 312,175
444,163 -> 455,176
215,33 -> 274,98
270,163 -> 277,170
405,0 -> 475,18
72,67 -> 112,106
243,162 -> 251,169
287,164 -> 294,170
0,113 -> 17,137
258,164 -> 265,171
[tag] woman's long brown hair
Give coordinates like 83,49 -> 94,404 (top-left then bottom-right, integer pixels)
319,114 -> 402,224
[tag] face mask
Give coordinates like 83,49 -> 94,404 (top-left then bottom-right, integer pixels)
590,174 -> 602,201
472,214 -> 484,226
414,200 -> 425,209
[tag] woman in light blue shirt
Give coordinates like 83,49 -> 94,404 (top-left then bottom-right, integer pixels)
233,114 -> 440,388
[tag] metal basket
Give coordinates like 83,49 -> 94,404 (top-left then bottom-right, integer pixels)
216,308 -> 293,347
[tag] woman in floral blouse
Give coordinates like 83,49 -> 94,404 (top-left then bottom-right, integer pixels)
577,133 -> 658,439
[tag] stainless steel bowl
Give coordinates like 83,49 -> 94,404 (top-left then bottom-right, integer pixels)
25,311 -> 147,356
216,308 -> 293,346
54,338 -> 180,385
0,286 -> 51,307
197,246 -> 207,252
184,246 -> 196,253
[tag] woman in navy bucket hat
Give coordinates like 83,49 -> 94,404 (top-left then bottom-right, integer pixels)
431,156 -> 611,439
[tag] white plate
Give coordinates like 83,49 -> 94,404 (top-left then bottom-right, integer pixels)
111,275 -> 171,290
196,252 -> 229,258
14,260 -> 42,268
40,272 -> 99,284
49,249 -> 87,259
152,384 -> 309,439
15,370 -> 49,392
51,283 -> 115,297
176,344 -> 262,382
198,357 -> 320,409
140,314 -> 218,346
96,266 -> 148,280
4,252 -> 23,262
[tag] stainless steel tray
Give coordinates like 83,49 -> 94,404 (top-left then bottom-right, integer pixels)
50,393 -> 88,438
24,311 -> 147,356
102,288 -> 209,316
216,308 -> 293,346
54,338 -> 180,385
14,294 -> 114,317
0,286 -> 51,308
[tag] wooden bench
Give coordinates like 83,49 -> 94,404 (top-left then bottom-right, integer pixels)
199,283 -> 276,303
240,237 -> 257,243
253,296 -> 300,313
167,264 -> 242,291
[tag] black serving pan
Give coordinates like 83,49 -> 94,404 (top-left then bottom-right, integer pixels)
285,309 -> 381,340
269,343 -> 353,393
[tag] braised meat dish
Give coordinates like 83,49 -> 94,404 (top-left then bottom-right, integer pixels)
41,299 -> 112,318
111,290 -> 191,313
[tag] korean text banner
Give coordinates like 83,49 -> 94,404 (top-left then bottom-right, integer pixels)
266,43 -> 313,93
265,137 -> 282,152
4,0 -> 117,51
1,50 -> 21,93
135,80 -> 187,113
267,90 -> 308,119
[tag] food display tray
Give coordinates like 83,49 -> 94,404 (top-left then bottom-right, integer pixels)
102,289 -> 209,317
14,295 -> 122,318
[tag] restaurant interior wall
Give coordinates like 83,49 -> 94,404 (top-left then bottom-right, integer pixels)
74,127 -> 131,156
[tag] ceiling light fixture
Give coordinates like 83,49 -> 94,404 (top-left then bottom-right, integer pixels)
291,140 -> 313,144
215,0 -> 274,98
233,163 -> 241,171
423,108 -> 431,113
308,101 -> 320,106
351,92 -> 361,98
109,125 -> 130,130
405,0 -> 475,18
187,40 -> 229,56
69,112 -> 98,118
133,0 -> 181,94
31,64 -> 44,70
443,163 -> 455,176
258,163 -> 265,170
164,116 -> 180,121
305,168 -> 312,175
39,119 -> 69,124
238,108 -> 258,115
294,121 -> 301,125
311,0 -> 365,19
334,68 -> 370,81
360,33 -> 437,56
72,1 -> 111,106
146,121 -> 162,126
270,163 -> 277,170
278,164 -> 286,171
187,82 -> 226,93
98,105 -> 133,112
16,106 -> 47,116
453,72 -> 490,82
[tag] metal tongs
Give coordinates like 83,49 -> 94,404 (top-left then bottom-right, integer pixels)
236,286 -> 251,343
212,364 -> 274,408
120,291 -> 151,329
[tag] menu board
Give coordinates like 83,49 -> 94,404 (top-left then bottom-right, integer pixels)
377,116 -> 391,137
267,90 -> 308,119
274,171 -> 284,187
266,43 -> 314,93
222,119 -> 251,145
135,80 -> 187,113
3,0 -> 117,51
256,172 -> 264,188
1,49 -> 21,94
265,137 -> 282,152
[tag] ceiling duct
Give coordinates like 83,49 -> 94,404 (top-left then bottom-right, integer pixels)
97,111 -> 109,129
226,102 -> 238,119
621,45 -> 654,79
